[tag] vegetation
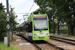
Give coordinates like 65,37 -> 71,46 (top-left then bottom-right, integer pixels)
60,26 -> 68,30
0,3 -> 7,41
33,0 -> 75,36
0,3 -> 18,41
0,42 -> 18,50
9,6 -> 18,31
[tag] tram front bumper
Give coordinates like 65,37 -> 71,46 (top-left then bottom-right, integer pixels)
33,36 -> 49,40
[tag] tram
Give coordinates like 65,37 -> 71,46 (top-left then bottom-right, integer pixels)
16,14 -> 50,41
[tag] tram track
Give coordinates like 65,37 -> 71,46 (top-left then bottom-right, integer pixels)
33,40 -> 64,50
16,34 -> 75,50
16,34 -> 41,50
50,35 -> 75,45
17,34 -> 64,50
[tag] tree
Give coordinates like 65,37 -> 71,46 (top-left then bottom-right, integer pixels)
0,3 -> 4,10
55,0 -> 75,35
54,0 -> 75,35
0,3 -> 7,40
9,6 -> 18,31
0,3 -> 18,41
34,0 -> 75,35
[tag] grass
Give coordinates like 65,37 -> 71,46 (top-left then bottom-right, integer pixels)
50,33 -> 75,39
0,41 -> 18,50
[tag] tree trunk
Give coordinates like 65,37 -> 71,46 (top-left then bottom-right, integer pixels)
68,25 -> 70,35
69,25 -> 74,36
58,21 -> 60,35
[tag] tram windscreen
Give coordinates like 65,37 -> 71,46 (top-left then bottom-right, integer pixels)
33,15 -> 48,30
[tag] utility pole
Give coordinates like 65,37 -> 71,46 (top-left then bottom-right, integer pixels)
6,0 -> 10,47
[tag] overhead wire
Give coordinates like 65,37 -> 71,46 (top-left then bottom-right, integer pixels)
28,2 -> 35,13
15,2 -> 34,14
16,2 -> 35,21
24,2 -> 35,19
15,13 -> 29,14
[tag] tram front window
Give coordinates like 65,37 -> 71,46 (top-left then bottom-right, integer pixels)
33,15 -> 48,30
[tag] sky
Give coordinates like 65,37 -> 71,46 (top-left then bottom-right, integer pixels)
0,0 -> 39,24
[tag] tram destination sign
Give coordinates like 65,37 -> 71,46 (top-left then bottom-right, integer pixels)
33,15 -> 47,20
33,15 -> 47,18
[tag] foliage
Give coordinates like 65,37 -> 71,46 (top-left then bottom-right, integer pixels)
54,0 -> 75,35
9,6 -> 18,31
0,3 -> 4,10
13,31 -> 16,33
60,26 -> 68,30
0,3 -> 7,40
0,3 -> 18,41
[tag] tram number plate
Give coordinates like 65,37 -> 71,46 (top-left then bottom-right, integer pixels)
40,33 -> 43,35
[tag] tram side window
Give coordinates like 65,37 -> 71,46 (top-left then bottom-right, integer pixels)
28,22 -> 32,32
25,23 -> 28,32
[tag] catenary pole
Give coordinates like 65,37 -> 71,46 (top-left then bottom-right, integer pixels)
6,0 -> 10,47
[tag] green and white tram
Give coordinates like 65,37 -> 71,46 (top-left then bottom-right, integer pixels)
16,14 -> 50,41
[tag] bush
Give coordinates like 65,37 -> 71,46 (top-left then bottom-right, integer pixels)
13,31 -> 16,33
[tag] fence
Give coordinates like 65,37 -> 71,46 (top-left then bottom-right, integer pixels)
50,29 -> 75,34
